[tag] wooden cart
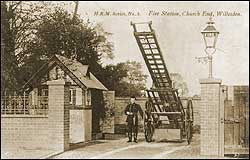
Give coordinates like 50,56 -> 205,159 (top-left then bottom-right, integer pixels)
131,21 -> 194,144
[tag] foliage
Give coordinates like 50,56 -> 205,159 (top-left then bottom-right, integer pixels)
1,1 -> 53,90
170,73 -> 189,97
19,6 -> 114,85
1,1 -> 147,97
1,1 -> 22,91
99,61 -> 148,97
1,1 -> 114,90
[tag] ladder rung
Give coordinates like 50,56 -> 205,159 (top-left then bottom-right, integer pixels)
151,67 -> 165,69
135,32 -> 154,36
147,58 -> 162,61
143,48 -> 158,50
148,60 -> 163,62
138,38 -> 155,41
145,51 -> 159,54
153,72 -> 168,74
157,78 -> 170,81
148,88 -> 176,92
149,63 -> 164,66
157,84 -> 171,87
159,120 -> 176,122
153,73 -> 168,75
141,42 -> 156,45
156,78 -> 170,81
150,61 -> 164,63
154,76 -> 168,78
152,103 -> 164,106
156,82 -> 170,84
157,82 -> 170,84
151,69 -> 165,72
145,53 -> 160,56
151,112 -> 181,115
150,67 -> 164,70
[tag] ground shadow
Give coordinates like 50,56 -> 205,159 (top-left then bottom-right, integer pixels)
157,139 -> 185,143
69,140 -> 106,150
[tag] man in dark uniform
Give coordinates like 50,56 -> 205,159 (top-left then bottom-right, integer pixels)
124,96 -> 143,143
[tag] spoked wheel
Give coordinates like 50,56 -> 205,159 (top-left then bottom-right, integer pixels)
186,120 -> 192,145
144,120 -> 154,142
186,99 -> 194,145
144,100 -> 154,142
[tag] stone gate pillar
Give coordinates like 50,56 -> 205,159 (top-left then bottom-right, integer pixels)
47,80 -> 70,151
200,78 -> 222,156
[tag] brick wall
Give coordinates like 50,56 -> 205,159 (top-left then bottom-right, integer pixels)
100,91 -> 115,134
1,115 -> 49,150
1,80 -> 72,152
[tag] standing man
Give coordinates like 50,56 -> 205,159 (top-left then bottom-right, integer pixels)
124,96 -> 143,143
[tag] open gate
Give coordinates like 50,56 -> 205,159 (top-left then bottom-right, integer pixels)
224,86 -> 249,156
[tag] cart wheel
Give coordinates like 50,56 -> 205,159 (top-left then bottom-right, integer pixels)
144,100 -> 154,142
186,99 -> 194,145
144,121 -> 154,142
187,121 -> 191,145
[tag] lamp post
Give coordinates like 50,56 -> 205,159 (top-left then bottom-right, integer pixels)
201,17 -> 219,78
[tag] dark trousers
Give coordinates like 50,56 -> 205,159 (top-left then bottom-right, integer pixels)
127,122 -> 138,141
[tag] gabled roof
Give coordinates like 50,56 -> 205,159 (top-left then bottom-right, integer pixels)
56,55 -> 89,77
22,54 -> 108,91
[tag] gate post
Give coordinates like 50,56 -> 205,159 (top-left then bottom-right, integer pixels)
47,80 -> 70,151
200,78 -> 223,156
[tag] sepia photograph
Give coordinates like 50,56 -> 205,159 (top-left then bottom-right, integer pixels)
1,1 -> 249,159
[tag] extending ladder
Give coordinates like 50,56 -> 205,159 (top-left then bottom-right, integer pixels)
131,21 -> 185,127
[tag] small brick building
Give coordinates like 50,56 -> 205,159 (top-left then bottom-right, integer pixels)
24,54 -> 109,141
23,54 -> 107,105
1,54 -> 108,151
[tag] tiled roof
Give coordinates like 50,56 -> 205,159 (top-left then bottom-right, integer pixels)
55,54 -> 107,90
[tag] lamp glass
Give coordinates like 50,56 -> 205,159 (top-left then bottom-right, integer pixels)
202,32 -> 219,49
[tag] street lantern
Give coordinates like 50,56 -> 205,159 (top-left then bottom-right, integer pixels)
201,18 -> 219,78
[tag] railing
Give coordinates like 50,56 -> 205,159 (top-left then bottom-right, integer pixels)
1,93 -> 48,115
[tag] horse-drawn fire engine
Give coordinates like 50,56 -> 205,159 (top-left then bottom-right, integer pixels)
131,21 -> 194,144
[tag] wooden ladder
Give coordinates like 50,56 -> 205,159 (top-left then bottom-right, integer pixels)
131,21 -> 184,125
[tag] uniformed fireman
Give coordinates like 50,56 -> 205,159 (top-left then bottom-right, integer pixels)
124,96 -> 143,143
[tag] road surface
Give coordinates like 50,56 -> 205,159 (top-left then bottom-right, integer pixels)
51,134 -> 229,159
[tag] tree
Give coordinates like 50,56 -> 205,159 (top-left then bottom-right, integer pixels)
170,73 -> 189,97
99,61 -> 148,97
124,61 -> 147,85
1,1 -> 113,90
1,1 -> 50,91
1,1 -> 21,91
18,5 -> 113,87
98,63 -> 128,91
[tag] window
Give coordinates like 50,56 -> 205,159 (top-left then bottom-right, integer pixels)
69,88 -> 76,105
86,90 -> 91,106
41,89 -> 48,96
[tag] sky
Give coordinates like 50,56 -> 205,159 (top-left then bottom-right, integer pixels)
66,1 -> 249,96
